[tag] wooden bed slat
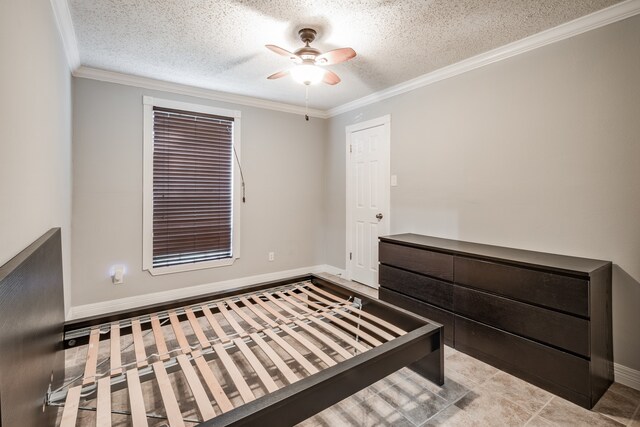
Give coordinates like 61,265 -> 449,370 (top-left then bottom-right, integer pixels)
293,319 -> 353,360
185,307 -> 211,349
176,354 -> 216,420
274,291 -> 317,317
216,302 -> 248,338
153,361 -> 186,427
56,278 -> 442,427
109,323 -> 122,376
131,319 -> 149,368
169,310 -> 193,354
202,305 -> 231,343
227,299 -> 263,331
280,289 -> 370,352
306,283 -> 406,335
296,286 -> 395,341
250,294 -> 291,324
249,332 -> 300,385
277,290 -> 318,317
306,315 -> 370,353
233,338 -> 279,393
96,376 -> 112,427
60,385 -> 82,427
192,350 -> 234,413
295,285 -> 334,306
83,328 -> 100,385
126,368 -> 149,427
262,329 -> 319,375
239,296 -> 278,328
262,292 -> 303,319
278,324 -> 336,367
150,314 -> 170,361
212,343 -> 255,403
287,290 -> 383,346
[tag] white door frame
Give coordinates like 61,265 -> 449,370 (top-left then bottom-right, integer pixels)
345,115 -> 391,285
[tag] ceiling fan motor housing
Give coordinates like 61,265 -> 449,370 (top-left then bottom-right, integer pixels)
298,28 -> 317,44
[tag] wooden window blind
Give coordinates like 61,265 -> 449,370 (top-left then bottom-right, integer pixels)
152,106 -> 234,268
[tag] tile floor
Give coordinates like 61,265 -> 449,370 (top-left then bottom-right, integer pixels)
56,274 -> 640,426
303,274 -> 640,426
298,345 -> 640,426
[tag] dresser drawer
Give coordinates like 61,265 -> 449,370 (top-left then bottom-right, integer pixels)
455,316 -> 590,407
455,257 -> 589,317
454,286 -> 589,357
379,242 -> 453,281
379,264 -> 453,310
379,287 -> 454,346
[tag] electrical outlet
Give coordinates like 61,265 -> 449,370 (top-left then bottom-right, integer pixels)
112,265 -> 125,285
268,252 -> 275,262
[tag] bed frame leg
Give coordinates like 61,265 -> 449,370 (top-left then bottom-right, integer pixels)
409,329 -> 444,385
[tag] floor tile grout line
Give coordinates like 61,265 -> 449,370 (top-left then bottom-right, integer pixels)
374,376 -> 450,426
598,402 -> 637,427
523,395 -> 555,426
599,412 -> 629,426
598,387 -> 640,427
417,388 -> 474,427
486,377 -> 555,421
444,364 -> 493,389
629,402 -> 640,426
450,362 -> 559,423
400,370 -> 451,406
349,387 -> 417,427
607,386 -> 640,403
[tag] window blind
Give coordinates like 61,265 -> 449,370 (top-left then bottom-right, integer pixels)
152,106 -> 234,268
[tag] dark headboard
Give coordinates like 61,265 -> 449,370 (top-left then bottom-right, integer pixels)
0,228 -> 65,426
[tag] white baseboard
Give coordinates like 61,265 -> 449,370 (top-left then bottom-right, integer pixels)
318,265 -> 347,278
615,363 -> 640,391
68,264 -> 336,320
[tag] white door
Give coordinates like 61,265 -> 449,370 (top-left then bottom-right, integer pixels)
346,116 -> 390,288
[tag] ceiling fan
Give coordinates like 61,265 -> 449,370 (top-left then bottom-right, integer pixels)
266,28 -> 356,86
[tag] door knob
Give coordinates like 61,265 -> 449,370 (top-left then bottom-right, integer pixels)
376,213 -> 383,220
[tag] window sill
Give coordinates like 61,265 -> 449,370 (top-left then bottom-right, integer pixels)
144,256 -> 238,276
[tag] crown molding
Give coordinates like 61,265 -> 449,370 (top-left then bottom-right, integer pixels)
49,0 -> 80,71
73,66 -> 329,118
57,0 -> 639,118
327,0 -> 640,117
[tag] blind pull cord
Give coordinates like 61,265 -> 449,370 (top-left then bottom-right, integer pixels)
305,86 -> 310,122
233,145 -> 246,203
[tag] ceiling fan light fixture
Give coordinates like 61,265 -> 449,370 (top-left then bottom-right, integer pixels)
266,28 -> 355,87
290,64 -> 325,85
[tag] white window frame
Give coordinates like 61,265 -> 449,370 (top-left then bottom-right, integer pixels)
142,96 -> 242,275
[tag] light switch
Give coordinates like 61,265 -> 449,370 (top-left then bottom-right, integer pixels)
391,175 -> 398,187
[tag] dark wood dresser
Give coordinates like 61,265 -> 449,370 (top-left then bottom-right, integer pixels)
378,233 -> 613,409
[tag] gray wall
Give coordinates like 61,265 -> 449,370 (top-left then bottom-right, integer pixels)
72,78 -> 326,306
0,0 -> 72,313
325,15 -> 640,370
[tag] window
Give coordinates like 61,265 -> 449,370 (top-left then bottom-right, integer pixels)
143,97 -> 241,274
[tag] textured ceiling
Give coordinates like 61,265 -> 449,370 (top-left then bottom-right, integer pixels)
68,0 -> 622,110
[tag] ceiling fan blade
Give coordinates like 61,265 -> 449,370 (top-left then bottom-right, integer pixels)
315,47 -> 356,65
265,45 -> 301,62
323,69 -> 341,85
267,69 -> 289,80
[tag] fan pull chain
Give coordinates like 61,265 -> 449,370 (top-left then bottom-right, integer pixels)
305,86 -> 310,121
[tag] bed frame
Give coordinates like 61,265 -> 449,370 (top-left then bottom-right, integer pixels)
0,229 -> 443,427
0,228 -> 65,427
